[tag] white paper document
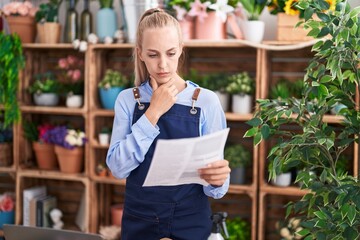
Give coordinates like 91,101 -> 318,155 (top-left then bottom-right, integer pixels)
143,128 -> 230,187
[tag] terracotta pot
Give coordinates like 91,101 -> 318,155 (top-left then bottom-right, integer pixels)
37,22 -> 61,44
111,204 -> 123,226
54,146 -> 84,173
0,143 -> 13,167
179,17 -> 194,40
32,142 -> 58,170
6,16 -> 36,43
195,12 -> 226,40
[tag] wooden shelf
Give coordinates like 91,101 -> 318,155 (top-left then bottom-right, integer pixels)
90,109 -> 114,117
91,176 -> 126,185
22,43 -> 74,49
260,184 -> 309,196
0,166 -> 16,172
228,184 -> 255,195
225,112 -> 254,121
20,106 -> 87,116
17,169 -> 88,182
91,140 -> 109,149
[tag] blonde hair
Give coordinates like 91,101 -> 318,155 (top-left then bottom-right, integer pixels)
134,8 -> 183,87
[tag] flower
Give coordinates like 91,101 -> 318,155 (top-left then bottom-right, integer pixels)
208,0 -> 234,22
0,193 -> 15,212
1,1 -> 38,17
169,0 -> 239,22
268,0 -> 337,16
57,55 -> 84,95
48,126 -> 87,150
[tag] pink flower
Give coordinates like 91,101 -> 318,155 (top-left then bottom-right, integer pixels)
188,0 -> 211,22
17,4 -> 29,16
0,194 -> 14,212
58,58 -> 69,69
1,1 -> 36,17
72,70 -> 82,81
67,55 -> 77,65
173,6 -> 187,21
67,70 -> 74,78
23,1 -> 34,9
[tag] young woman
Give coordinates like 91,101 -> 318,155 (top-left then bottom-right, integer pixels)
106,8 -> 230,240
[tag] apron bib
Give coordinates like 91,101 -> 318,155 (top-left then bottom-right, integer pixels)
121,88 -> 212,240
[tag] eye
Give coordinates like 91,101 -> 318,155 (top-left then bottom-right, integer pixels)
148,54 -> 157,58
168,52 -> 176,57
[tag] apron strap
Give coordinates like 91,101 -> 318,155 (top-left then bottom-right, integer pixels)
190,88 -> 201,115
133,86 -> 201,114
132,87 -> 145,110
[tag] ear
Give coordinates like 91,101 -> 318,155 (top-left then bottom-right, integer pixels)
137,47 -> 144,61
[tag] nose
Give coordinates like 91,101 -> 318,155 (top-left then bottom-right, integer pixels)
158,55 -> 167,70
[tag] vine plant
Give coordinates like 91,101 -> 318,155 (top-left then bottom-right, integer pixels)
245,0 -> 360,239
0,32 -> 24,129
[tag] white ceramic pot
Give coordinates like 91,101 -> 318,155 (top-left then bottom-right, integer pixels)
66,95 -> 83,108
215,91 -> 229,112
232,94 -> 253,114
98,133 -> 110,145
240,20 -> 265,43
272,172 -> 292,187
33,93 -> 59,106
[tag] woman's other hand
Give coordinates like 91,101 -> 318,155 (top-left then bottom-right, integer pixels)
198,160 -> 231,187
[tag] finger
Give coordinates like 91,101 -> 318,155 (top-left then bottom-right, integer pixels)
150,75 -> 158,91
200,173 -> 229,181
207,160 -> 229,168
162,77 -> 174,87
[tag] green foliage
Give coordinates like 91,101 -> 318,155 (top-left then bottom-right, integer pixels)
98,69 -> 128,89
226,72 -> 255,95
22,121 -> 38,142
28,72 -> 61,94
35,0 -> 62,23
0,32 -> 24,129
245,0 -> 360,238
237,0 -> 268,20
99,0 -> 113,8
226,217 -> 251,240
224,144 -> 251,168
184,69 -> 229,92
270,79 -> 305,99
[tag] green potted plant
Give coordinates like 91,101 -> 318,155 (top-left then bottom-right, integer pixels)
226,71 -> 255,114
269,79 -> 292,100
245,0 -> 360,238
98,69 -> 128,110
28,72 -> 61,106
224,143 -> 251,184
237,0 -> 268,42
185,69 -> 230,112
226,217 -> 251,240
35,0 -> 62,43
0,32 -> 24,129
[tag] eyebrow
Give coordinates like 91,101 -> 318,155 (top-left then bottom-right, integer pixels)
146,47 -> 177,52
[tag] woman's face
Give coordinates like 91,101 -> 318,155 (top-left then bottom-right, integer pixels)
138,25 -> 182,86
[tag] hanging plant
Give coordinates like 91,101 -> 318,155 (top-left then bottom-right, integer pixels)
0,32 -> 24,129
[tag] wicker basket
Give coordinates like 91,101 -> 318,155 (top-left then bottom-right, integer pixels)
0,143 -> 13,167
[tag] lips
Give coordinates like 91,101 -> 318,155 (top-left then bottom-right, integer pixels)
157,72 -> 170,77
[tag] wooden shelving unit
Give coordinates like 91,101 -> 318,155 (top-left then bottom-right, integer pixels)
2,40 -> 357,239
